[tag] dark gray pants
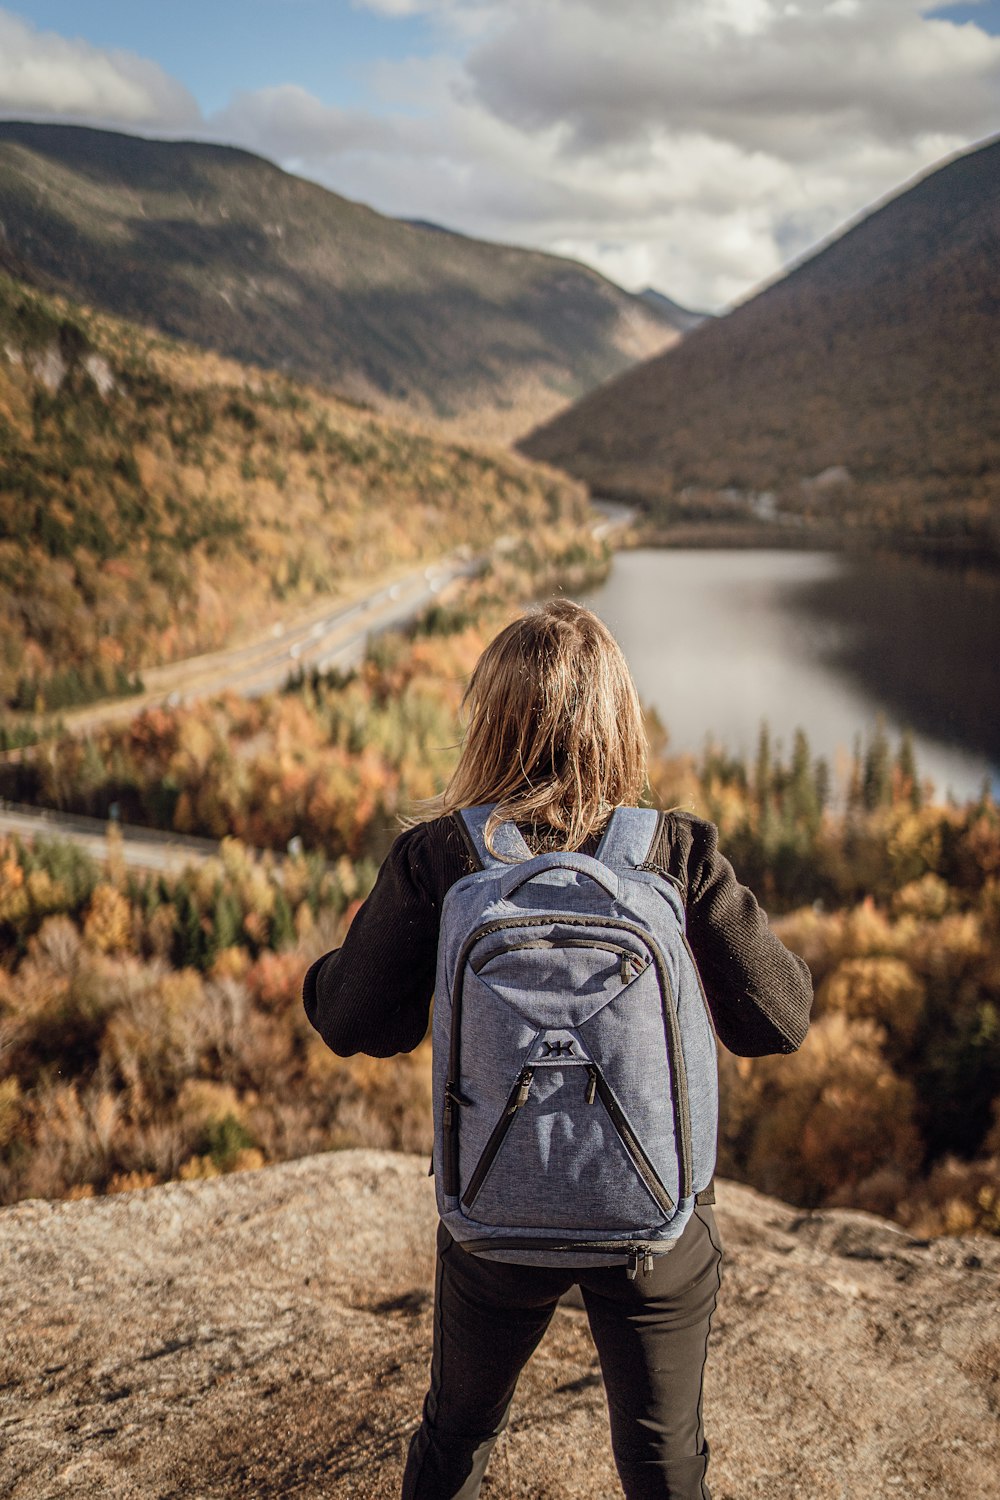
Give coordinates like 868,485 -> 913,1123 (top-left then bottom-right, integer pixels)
401,1207 -> 723,1500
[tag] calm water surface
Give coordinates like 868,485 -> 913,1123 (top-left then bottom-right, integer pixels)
578,550 -> 1000,801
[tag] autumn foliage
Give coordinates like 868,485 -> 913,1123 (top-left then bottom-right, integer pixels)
0,271 -> 587,713
1,589 -> 998,1238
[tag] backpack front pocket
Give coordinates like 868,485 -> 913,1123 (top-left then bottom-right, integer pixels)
442,916 -> 692,1211
461,1066 -> 535,1209
460,1061 -> 672,1230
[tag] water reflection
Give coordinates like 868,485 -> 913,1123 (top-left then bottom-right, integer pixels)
578,549 -> 999,801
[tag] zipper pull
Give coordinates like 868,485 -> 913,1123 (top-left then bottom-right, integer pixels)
621,952 -> 645,983
443,1081 -> 469,1130
513,1068 -> 534,1109
643,1249 -> 655,1276
585,1066 -> 598,1105
626,1248 -> 640,1281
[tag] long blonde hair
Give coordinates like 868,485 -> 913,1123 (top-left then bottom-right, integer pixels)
435,599 -> 647,855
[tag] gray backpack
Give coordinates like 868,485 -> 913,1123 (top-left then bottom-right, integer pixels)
432,804 -> 718,1278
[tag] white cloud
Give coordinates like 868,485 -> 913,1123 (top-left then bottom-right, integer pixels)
214,85 -> 400,160
350,0 -> 499,35
461,0 -> 1000,156
0,10 -> 199,127
355,0 -> 430,13
0,1 -> 997,311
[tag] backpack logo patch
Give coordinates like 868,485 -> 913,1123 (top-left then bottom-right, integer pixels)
528,1028 -> 591,1064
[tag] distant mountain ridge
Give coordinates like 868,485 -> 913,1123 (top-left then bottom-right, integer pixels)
0,121 -> 683,442
639,286 -> 710,332
521,135 -> 1000,556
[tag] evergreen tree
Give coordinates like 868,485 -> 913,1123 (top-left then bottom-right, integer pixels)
788,728 -> 820,830
753,721 -> 772,808
863,719 -> 892,811
173,882 -> 206,969
270,888 -> 296,950
896,729 -> 922,808
211,887 -> 244,957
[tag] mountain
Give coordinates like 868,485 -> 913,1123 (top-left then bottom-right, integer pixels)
521,136 -> 1000,555
0,268 -> 586,713
0,121 -> 681,443
639,286 -> 711,332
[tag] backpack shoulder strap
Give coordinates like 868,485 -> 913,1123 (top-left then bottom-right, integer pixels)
595,806 -> 662,870
458,804 -> 532,870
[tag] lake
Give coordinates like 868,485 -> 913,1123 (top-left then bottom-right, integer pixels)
577,549 -> 1000,801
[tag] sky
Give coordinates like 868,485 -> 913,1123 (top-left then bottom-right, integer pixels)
0,0 -> 998,313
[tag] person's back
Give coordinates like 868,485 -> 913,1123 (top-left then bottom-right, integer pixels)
303,598 -> 813,1499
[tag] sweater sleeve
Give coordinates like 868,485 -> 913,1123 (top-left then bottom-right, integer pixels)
658,813 -> 813,1057
302,823 -> 441,1057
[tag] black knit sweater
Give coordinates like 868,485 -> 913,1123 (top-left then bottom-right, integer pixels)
302,810 -> 813,1059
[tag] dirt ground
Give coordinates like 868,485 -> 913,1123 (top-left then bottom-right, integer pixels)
2,1150 -> 997,1498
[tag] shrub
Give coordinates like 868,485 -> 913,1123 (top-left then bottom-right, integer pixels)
719,1014 -> 922,1207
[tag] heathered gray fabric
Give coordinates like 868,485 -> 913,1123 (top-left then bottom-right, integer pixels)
594,804 -> 662,868
461,804 -> 532,863
432,805 -> 719,1267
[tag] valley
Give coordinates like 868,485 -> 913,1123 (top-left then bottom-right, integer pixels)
0,121 -> 996,1251
1,13 -> 998,1496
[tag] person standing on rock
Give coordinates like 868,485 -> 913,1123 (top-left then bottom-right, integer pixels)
304,599 -> 813,1500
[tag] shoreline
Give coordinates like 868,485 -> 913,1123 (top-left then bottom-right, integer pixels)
630,520 -> 999,570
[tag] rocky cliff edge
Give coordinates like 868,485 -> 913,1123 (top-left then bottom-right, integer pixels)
2,1150 -> 998,1498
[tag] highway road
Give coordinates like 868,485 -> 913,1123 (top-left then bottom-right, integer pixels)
590,499 -> 637,540
0,556 -> 479,872
3,504 -> 635,873
0,801 -> 228,876
57,552 -> 480,736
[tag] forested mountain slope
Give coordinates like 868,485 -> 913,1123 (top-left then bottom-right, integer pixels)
0,271 -> 586,713
522,135 -> 1000,554
0,121 -> 682,441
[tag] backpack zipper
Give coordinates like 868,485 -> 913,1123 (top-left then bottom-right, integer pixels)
627,1248 -> 656,1280
459,1236 -> 668,1277
442,1081 -> 471,1136
460,1067 -> 534,1208
585,1064 -> 675,1215
471,937 -> 647,976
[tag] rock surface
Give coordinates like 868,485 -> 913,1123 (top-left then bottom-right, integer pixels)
2,1151 -> 998,1499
